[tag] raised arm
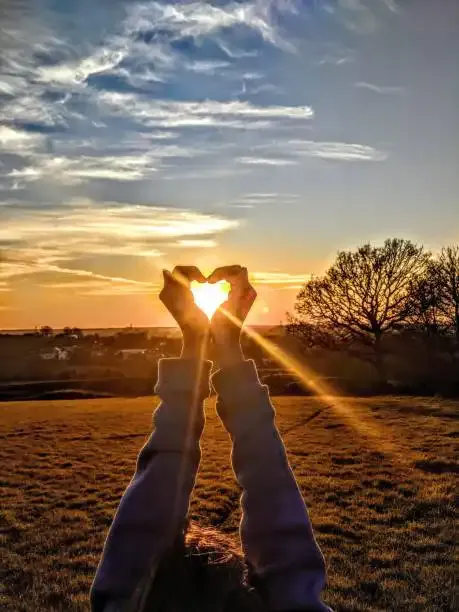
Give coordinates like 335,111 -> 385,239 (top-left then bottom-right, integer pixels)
91,267 -> 211,612
209,266 -> 330,612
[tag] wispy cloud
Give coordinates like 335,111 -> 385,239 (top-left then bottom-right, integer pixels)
100,93 -> 314,129
260,139 -> 387,162
335,0 -> 399,34
172,239 -> 217,249
355,81 -> 404,94
228,193 -> 300,206
0,199 -> 240,290
237,156 -> 298,166
251,271 -> 310,289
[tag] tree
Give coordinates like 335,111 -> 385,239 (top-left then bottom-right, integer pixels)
437,246 -> 459,341
39,325 -> 54,338
288,239 -> 431,383
409,261 -> 447,337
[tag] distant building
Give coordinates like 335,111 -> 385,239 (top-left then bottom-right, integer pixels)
39,347 -> 70,361
116,349 -> 148,360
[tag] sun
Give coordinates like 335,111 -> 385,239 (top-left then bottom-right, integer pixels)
191,281 -> 230,319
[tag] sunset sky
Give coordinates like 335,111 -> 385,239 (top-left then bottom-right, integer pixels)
0,0 -> 458,329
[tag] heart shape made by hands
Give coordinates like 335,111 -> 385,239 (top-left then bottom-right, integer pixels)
191,280 -> 230,319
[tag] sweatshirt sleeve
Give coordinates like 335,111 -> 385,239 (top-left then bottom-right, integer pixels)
212,360 -> 331,612
91,358 -> 212,612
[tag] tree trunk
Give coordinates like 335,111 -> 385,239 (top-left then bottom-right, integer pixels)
373,332 -> 387,388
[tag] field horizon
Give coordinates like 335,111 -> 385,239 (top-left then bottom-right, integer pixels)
1,394 -> 457,611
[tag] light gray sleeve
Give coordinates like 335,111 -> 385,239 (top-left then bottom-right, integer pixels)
91,358 -> 212,612
212,360 -> 331,612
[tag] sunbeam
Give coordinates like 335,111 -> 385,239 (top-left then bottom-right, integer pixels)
219,306 -> 412,466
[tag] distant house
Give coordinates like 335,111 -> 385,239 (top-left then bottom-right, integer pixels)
39,347 -> 70,361
116,349 -> 148,360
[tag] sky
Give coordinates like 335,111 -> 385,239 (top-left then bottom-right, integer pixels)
0,0 -> 458,329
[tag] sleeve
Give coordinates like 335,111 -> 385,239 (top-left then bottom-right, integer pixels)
90,358 -> 212,612
212,360 -> 331,612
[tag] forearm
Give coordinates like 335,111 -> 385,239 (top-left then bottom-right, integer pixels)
91,358 -> 211,611
213,361 -> 330,611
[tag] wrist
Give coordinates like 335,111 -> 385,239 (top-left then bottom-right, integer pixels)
214,343 -> 244,369
181,331 -> 208,359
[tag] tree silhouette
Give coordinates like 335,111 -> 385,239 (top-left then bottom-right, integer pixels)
437,246 -> 459,342
410,261 -> 447,336
289,239 -> 431,383
39,325 -> 54,338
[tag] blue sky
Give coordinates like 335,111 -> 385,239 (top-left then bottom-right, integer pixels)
0,0 -> 458,328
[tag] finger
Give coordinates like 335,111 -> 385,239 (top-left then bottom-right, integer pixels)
172,266 -> 206,287
208,265 -> 243,284
229,282 -> 257,317
159,269 -> 172,297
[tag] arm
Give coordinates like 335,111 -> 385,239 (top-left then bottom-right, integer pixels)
209,265 -> 330,611
91,266 -> 211,612
91,358 -> 211,611
213,361 -> 330,611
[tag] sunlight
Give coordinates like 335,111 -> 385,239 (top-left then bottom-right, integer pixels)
218,306 -> 411,466
191,281 -> 230,319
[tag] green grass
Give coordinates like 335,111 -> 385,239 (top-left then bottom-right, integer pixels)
1,396 -> 458,611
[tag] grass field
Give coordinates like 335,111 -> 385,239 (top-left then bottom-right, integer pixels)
1,395 -> 457,611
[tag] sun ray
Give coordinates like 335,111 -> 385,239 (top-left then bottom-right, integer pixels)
219,306 -> 414,467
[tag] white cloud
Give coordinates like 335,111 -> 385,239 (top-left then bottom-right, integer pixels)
271,140 -> 387,162
0,126 -> 45,154
99,93 -> 314,129
355,81 -> 404,94
251,271 -> 310,288
37,46 -> 129,86
7,154 -> 158,184
229,192 -> 300,206
126,1 -> 296,52
185,60 -> 231,74
237,156 -> 298,166
173,239 -> 218,248
5,142 -> 202,185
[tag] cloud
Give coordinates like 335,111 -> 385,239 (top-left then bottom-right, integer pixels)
99,93 -> 314,129
355,81 -> 404,94
237,156 -> 298,166
261,139 -> 387,162
318,54 -> 353,66
0,199 -> 240,290
7,154 -> 159,184
172,239 -> 218,248
4,143 -> 203,185
0,125 -> 45,153
251,271 -> 310,289
125,1 -> 297,52
336,0 -> 399,34
228,192 -> 300,206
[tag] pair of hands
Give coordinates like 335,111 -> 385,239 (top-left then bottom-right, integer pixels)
159,265 -> 257,368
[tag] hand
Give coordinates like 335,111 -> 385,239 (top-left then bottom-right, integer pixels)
208,265 -> 257,368
159,266 -> 209,358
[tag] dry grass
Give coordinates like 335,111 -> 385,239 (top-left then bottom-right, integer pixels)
1,396 -> 458,611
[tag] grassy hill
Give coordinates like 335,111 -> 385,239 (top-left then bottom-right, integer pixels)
1,396 -> 457,611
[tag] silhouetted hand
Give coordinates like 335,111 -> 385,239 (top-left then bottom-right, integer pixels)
159,266 -> 209,358
208,265 -> 257,368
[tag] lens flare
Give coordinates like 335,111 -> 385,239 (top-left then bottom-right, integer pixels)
191,280 -> 229,319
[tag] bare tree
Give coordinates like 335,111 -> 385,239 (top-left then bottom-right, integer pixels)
288,239 -> 431,383
437,246 -> 459,341
409,261 -> 447,336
